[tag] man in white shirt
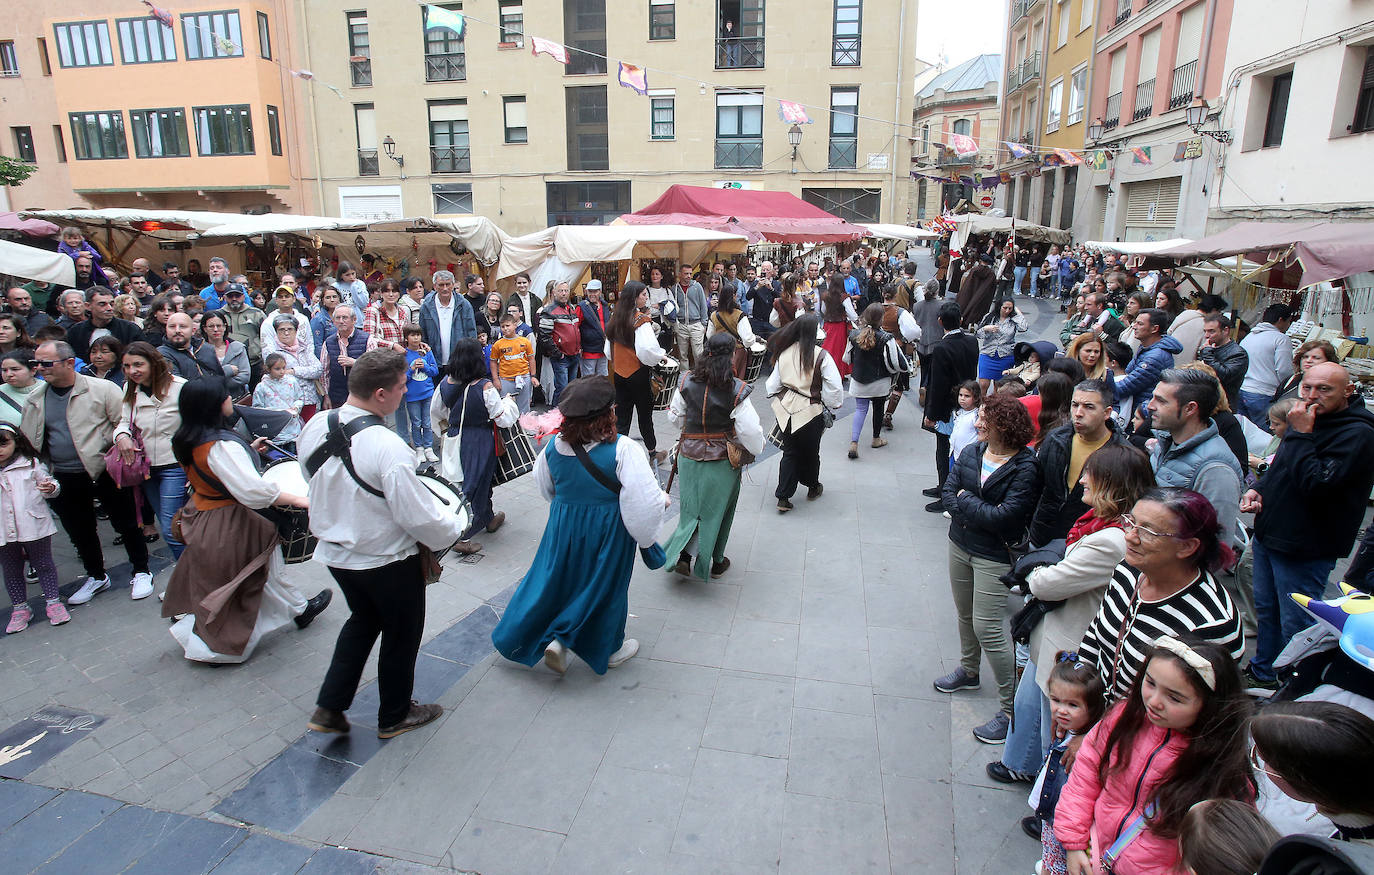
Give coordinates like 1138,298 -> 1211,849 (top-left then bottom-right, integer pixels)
300,350 -> 466,739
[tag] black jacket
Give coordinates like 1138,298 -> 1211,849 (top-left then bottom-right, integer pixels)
1197,340 -> 1248,407
942,442 -> 1043,563
1255,395 -> 1374,559
925,330 -> 978,423
66,317 -> 142,361
159,338 -> 225,381
1028,421 -> 1129,547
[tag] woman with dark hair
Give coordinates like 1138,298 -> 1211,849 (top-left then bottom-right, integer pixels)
766,314 -> 843,512
975,299 -> 1029,394
1276,338 -> 1338,400
864,264 -> 891,310
362,278 -> 408,352
1155,286 -> 1186,319
436,339 -> 517,554
1034,371 -> 1074,443
310,284 -> 342,353
80,336 -> 126,387
491,377 -> 669,674
200,310 -> 249,396
0,350 -> 40,427
663,332 -> 765,580
707,278 -> 755,378
771,272 -> 802,329
819,274 -> 858,378
162,377 -> 329,663
113,341 -> 188,563
934,392 -> 1042,744
141,293 -> 176,347
0,314 -> 36,356
1077,487 -> 1245,704
844,303 -> 907,458
606,281 -> 668,461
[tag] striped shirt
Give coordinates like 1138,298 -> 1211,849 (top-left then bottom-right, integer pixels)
1079,563 -> 1244,702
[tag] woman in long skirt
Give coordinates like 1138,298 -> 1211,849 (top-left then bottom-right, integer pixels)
765,315 -> 843,512
436,339 -> 517,553
162,378 -> 331,663
818,274 -> 857,379
491,378 -> 668,674
663,333 -> 766,580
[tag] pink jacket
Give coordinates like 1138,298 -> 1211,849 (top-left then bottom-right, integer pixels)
0,456 -> 59,546
1054,706 -> 1188,875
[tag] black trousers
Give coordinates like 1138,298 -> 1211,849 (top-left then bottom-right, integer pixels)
775,416 -> 824,500
935,431 -> 952,490
50,470 -> 149,579
317,554 -> 425,728
615,366 -> 657,453
917,351 -> 932,390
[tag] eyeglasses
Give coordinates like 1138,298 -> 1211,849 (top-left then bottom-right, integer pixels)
275,324 -> 297,332
1248,742 -> 1281,781
1120,513 -> 1178,541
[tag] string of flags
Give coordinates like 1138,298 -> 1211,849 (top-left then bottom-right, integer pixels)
914,133 -> 1208,188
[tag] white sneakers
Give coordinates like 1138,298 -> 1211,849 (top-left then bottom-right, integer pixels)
130,572 -> 154,600
67,575 -> 111,605
424,447 -> 438,463
608,638 -> 640,668
543,639 -> 569,674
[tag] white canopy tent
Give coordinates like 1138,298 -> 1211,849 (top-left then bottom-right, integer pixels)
196,215 -> 508,266
1081,238 -> 1192,255
0,240 -> 76,286
949,215 -> 1072,253
495,224 -> 749,292
859,223 -> 939,243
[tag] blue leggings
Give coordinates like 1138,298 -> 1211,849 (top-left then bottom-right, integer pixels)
850,397 -> 884,441
3,539 -> 61,604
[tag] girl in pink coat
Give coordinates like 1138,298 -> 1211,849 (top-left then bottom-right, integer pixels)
1054,637 -> 1253,874
0,423 -> 67,632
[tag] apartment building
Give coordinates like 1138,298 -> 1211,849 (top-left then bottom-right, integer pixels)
910,54 -> 1001,220
1031,0 -> 1095,230
0,1 -> 317,214
301,0 -> 919,235
997,0 -> 1051,220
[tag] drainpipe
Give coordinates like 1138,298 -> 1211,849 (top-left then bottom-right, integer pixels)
298,0 -> 325,214
889,0 -> 908,222
1194,0 -> 1217,103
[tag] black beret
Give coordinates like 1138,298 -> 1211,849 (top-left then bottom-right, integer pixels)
557,377 -> 615,418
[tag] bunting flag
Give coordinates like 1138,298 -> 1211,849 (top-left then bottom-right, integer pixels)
949,133 -> 979,157
215,34 -> 239,56
777,100 -> 812,124
1089,150 -> 1109,171
530,36 -> 570,65
291,69 -> 315,80
999,171 -> 1012,184
1174,139 -> 1204,161
1130,146 -> 1152,165
617,62 -> 648,95
424,4 -> 466,35
1052,148 -> 1084,166
1004,141 -> 1032,159
142,1 -> 173,28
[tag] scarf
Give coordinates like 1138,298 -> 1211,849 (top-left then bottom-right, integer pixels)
1066,510 -> 1121,547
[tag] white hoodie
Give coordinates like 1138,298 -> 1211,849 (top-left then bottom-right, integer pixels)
1238,322 -> 1294,396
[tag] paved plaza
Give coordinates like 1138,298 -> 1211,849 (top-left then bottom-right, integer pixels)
0,286 -> 1062,874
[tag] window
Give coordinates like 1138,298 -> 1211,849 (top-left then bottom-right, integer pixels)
347,12 -> 371,86
428,99 -> 470,173
36,38 -> 51,75
53,22 -> 114,68
354,104 -> 378,175
564,0 -> 607,75
193,105 -> 254,155
53,126 -> 66,162
1262,71 -> 1292,147
715,90 -> 763,168
266,105 -> 282,155
649,0 -> 675,40
0,42 -> 18,76
12,127 -> 36,163
423,4 -> 466,81
829,86 -> 858,168
546,180 -> 629,226
1354,47 -> 1374,134
116,17 -> 176,64
503,96 -> 528,143
717,0 -> 766,69
499,0 -> 524,46
1057,0 -> 1071,46
182,11 -> 243,59
832,0 -> 861,66
1046,78 -> 1063,132
1068,65 -> 1087,125
129,108 -> 190,158
1081,0 -> 1094,30
1059,166 -> 1077,230
801,188 -> 880,223
257,12 -> 271,59
69,111 -> 127,160
433,183 -> 473,214
565,85 -> 608,170
650,90 -> 675,139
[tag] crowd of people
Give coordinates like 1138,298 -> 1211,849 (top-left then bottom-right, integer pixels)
5,227 -> 1374,872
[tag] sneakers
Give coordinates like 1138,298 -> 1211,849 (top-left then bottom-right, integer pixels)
848,441 -> 859,459
921,486 -> 941,498
68,575 -> 111,605
130,572 -> 154,600
710,557 -> 731,579
924,499 -> 946,513
24,564 -> 37,583
45,602 -> 70,626
973,711 -> 1011,744
294,590 -> 332,629
307,706 -> 350,734
413,447 -> 427,466
806,482 -> 824,501
1243,664 -> 1279,692
7,605 -> 31,634
378,701 -> 443,739
608,638 -> 640,668
1022,815 -> 1042,840
871,437 -> 888,449
933,666 -> 981,693
544,639 -> 570,675
777,498 -> 793,513
424,447 -> 439,464
486,511 -> 506,533
986,761 -> 1035,784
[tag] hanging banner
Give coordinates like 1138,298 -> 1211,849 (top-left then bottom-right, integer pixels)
1089,150 -> 1109,171
617,62 -> 648,95
424,5 -> 465,35
1174,139 -> 1204,161
1130,146 -> 1152,165
1052,148 -> 1085,166
142,1 -> 173,28
530,36 -> 570,64
949,133 -> 979,157
1004,141 -> 1032,159
778,100 -> 812,124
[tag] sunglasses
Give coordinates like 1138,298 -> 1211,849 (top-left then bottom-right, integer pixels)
35,359 -> 68,368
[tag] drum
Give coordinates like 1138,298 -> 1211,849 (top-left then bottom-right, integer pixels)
493,426 -> 537,485
261,459 -> 316,564
416,472 -> 474,561
652,356 -> 681,411
743,340 -> 768,383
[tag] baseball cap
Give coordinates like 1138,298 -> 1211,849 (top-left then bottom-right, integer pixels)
585,279 -> 602,290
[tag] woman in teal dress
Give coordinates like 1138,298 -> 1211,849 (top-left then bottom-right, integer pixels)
491,378 -> 669,675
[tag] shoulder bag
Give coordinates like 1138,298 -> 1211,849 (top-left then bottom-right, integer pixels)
105,418 -> 150,488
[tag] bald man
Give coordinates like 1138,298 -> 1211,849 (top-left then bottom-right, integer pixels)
1240,361 -> 1374,688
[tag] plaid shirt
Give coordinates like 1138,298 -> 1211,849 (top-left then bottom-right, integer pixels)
363,303 -> 407,347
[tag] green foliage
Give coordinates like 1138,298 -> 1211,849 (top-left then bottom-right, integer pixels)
0,155 -> 37,187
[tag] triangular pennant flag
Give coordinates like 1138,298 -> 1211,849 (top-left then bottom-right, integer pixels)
530,36 -> 570,65
1089,150 -> 1109,171
1131,146 -> 1152,165
999,171 -> 1012,184
1052,148 -> 1084,166
1004,141 -> 1031,159
778,100 -> 812,124
617,62 -> 648,96
424,5 -> 465,35
949,133 -> 979,157
142,1 -> 173,28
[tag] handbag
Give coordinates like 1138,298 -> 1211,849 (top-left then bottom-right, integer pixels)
104,421 -> 150,488
1010,597 -> 1060,645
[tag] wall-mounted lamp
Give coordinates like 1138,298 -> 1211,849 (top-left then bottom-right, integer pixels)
382,135 -> 406,174
1185,97 -> 1232,144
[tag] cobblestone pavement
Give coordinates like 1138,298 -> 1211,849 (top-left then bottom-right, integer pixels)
1,271 -> 1068,873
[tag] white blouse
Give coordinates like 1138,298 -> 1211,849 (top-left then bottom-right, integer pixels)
206,440 -> 284,510
536,437 -> 669,546
666,387 -> 766,457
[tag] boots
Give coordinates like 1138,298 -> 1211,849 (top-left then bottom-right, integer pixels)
884,390 -> 902,430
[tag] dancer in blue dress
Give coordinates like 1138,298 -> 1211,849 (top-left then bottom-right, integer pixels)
491,378 -> 668,674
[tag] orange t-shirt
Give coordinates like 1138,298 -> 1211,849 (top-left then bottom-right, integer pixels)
490,335 -> 535,380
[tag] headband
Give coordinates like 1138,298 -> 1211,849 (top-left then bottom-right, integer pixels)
1154,636 -> 1215,690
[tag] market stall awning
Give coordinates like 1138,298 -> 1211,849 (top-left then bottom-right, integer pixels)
496,224 -> 749,281
949,215 -> 1072,251
0,240 -> 75,286
1154,221 -> 1374,288
619,185 -> 865,243
859,223 -> 939,242
1081,239 -> 1192,255
20,207 -> 239,235
197,215 -> 508,266
0,212 -> 60,238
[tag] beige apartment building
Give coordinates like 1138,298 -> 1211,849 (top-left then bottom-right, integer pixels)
301,0 -> 919,235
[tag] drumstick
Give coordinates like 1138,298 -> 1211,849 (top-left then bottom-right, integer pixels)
264,439 -> 298,460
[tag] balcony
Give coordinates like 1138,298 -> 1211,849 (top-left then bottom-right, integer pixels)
936,149 -> 969,167
1009,52 -> 1041,93
1046,115 -> 1060,134
716,36 -> 765,70
1102,92 -> 1122,131
424,53 -> 466,82
829,139 -> 857,169
1006,65 -> 1021,92
1132,78 -> 1155,122
1010,0 -> 1032,25
715,138 -> 763,168
350,58 -> 372,87
1022,130 -> 1034,145
1113,0 -> 1132,27
832,36 -> 860,66
1169,60 -> 1197,110
430,145 -> 471,173
357,149 -> 379,177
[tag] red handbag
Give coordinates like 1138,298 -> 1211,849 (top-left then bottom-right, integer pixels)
104,422 -> 151,488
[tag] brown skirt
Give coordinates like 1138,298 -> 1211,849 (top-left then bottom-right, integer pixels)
161,503 -> 279,657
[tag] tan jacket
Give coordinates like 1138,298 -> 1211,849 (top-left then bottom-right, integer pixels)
113,376 -> 186,467
20,374 -> 125,479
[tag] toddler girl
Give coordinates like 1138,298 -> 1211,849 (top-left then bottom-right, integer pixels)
1,423 -> 68,632
1032,653 -> 1107,875
944,380 -> 983,469
252,353 -> 305,452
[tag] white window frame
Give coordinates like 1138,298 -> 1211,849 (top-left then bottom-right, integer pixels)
649,88 -> 675,140
1057,0 -> 1071,47
1080,0 -> 1095,32
1046,78 -> 1063,132
1068,64 -> 1088,125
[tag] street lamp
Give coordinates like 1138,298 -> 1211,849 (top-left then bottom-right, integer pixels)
788,124 -> 803,161
382,135 -> 405,171
1185,97 -> 1232,144
1087,119 -> 1103,143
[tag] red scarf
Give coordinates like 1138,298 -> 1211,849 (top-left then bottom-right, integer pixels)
1066,510 -> 1121,547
